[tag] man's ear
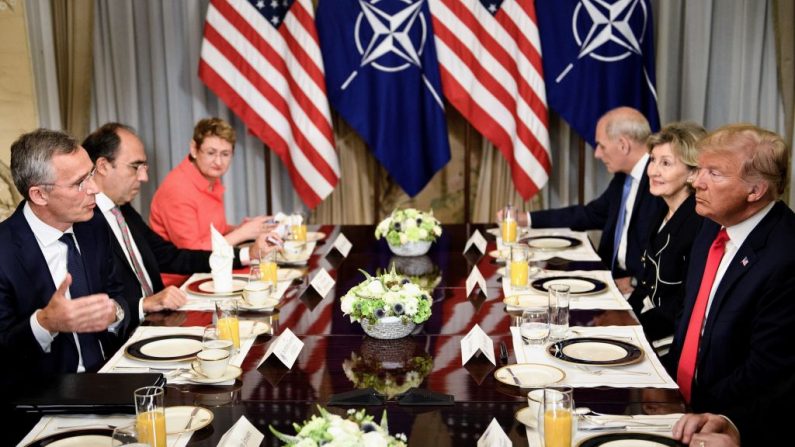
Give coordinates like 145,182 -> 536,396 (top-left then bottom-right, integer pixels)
28,186 -> 49,206
747,181 -> 769,203
95,157 -> 111,176
618,135 -> 631,154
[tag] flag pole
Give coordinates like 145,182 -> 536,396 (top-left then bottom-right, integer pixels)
464,121 -> 471,224
264,144 -> 273,215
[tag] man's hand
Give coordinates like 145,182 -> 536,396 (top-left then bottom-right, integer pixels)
614,276 -> 635,295
37,274 -> 116,333
142,286 -> 187,313
672,413 -> 740,446
250,231 -> 283,260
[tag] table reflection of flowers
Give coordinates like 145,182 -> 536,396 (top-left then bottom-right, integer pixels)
380,255 -> 442,292
343,337 -> 433,399
341,269 -> 433,339
375,208 -> 442,256
270,405 -> 407,446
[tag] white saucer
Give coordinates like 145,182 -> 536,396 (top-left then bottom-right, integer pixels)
239,320 -> 271,337
306,231 -> 326,242
514,406 -> 538,428
186,364 -> 243,384
493,363 -> 566,387
239,297 -> 279,312
165,406 -> 214,434
277,268 -> 304,282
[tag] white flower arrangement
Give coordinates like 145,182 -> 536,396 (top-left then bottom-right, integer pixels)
270,406 -> 407,447
343,352 -> 433,398
374,208 -> 442,246
340,269 -> 433,325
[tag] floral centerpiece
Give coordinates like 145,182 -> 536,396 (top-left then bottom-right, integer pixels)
378,256 -> 442,292
270,406 -> 407,447
341,269 -> 433,339
375,208 -> 442,256
343,337 -> 434,398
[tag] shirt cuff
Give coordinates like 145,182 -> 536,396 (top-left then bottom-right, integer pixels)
30,310 -> 56,352
107,301 -> 124,334
719,415 -> 740,438
138,297 -> 146,320
239,246 -> 251,266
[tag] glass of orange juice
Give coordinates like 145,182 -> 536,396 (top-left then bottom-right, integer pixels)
539,386 -> 575,447
134,386 -> 166,447
215,299 -> 240,352
509,244 -> 530,290
260,249 -> 278,287
500,205 -> 517,245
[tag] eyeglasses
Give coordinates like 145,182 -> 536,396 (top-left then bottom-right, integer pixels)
127,161 -> 149,173
197,147 -> 233,161
40,167 -> 97,193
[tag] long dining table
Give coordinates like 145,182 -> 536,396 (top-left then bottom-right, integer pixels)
13,224 -> 685,446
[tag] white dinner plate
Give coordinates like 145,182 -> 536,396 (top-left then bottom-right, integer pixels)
185,365 -> 243,384
306,231 -> 326,242
493,363 -> 565,387
140,338 -> 202,359
165,406 -> 214,434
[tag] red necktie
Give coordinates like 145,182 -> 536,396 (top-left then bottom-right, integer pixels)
677,228 -> 730,403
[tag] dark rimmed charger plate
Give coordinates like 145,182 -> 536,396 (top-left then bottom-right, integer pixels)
25,428 -> 114,447
578,432 -> 684,447
548,337 -> 644,366
524,235 -> 582,250
125,334 -> 203,362
531,275 -> 608,296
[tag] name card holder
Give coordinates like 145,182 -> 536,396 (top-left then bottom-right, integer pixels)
461,324 -> 496,366
258,328 -> 304,369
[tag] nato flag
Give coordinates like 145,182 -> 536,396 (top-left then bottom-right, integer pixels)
317,0 -> 451,196
536,0 -> 661,146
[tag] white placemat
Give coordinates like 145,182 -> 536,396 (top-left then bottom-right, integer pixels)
179,273 -> 290,311
99,326 -> 255,386
503,270 -> 631,311
492,228 -> 602,262
524,414 -> 683,447
16,414 -> 192,447
511,325 -> 677,389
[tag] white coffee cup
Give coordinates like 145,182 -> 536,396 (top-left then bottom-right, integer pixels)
282,240 -> 306,261
526,389 -> 545,428
244,281 -> 272,306
194,348 -> 230,379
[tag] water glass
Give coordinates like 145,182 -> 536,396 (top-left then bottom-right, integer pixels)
202,324 -> 234,353
539,386 -> 575,447
509,244 -> 531,290
112,423 -> 151,446
500,204 -> 517,245
548,284 -> 570,340
215,299 -> 240,351
520,307 -> 549,346
134,386 -> 166,447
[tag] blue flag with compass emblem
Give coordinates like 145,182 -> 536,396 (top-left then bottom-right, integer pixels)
316,0 -> 451,196
536,0 -> 660,146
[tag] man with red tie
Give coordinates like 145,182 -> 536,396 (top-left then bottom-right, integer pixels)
669,124 -> 795,443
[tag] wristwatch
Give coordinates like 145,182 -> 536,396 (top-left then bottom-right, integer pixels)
113,301 -> 125,323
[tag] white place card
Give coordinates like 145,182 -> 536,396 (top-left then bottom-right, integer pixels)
217,415 -> 264,447
463,229 -> 487,255
461,324 -> 496,366
258,328 -> 304,369
328,233 -> 352,258
309,268 -> 335,298
477,418 -> 511,447
465,266 -> 489,299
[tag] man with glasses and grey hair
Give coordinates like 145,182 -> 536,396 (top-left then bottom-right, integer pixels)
0,129 -> 128,388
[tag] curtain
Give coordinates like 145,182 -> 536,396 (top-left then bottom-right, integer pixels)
25,0 -> 790,225
772,0 -> 794,203
51,0 -> 94,139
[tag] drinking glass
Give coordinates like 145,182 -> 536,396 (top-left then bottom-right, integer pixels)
202,324 -> 234,353
259,249 -> 278,287
509,244 -> 531,290
548,284 -> 571,340
500,204 -> 518,245
289,212 -> 307,242
112,423 -> 150,447
214,299 -> 240,351
539,386 -> 575,447
520,307 -> 549,346
134,386 -> 166,447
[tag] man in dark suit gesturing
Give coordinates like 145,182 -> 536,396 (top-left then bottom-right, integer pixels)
669,124 -> 795,443
0,129 -> 128,386
529,107 -> 665,289
82,123 -> 273,327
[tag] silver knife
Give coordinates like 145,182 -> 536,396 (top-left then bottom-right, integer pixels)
184,407 -> 200,430
506,367 -> 522,386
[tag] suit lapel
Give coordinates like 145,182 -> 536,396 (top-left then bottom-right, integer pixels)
9,207 -> 57,306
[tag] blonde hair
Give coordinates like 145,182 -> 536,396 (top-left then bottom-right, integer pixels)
646,122 -> 706,169
192,117 -> 236,148
697,124 -> 789,199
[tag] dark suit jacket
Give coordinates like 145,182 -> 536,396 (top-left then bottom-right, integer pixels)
628,195 -> 703,342
100,204 -> 212,327
531,164 -> 665,278
667,201 -> 795,442
0,202 -> 129,388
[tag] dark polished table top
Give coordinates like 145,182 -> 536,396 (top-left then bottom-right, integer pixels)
13,224 -> 684,446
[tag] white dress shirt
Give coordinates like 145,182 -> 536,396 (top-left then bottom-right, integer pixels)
97,193 -> 152,321
615,153 -> 649,271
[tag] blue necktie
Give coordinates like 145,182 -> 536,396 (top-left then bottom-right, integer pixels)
612,176 -> 633,269
59,233 -> 104,372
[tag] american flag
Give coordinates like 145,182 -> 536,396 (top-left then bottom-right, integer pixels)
199,0 -> 340,209
430,0 -> 551,199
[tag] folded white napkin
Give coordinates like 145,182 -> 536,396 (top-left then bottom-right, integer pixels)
210,224 -> 234,292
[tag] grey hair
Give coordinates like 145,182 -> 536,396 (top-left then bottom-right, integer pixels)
11,129 -> 79,200
603,108 -> 652,144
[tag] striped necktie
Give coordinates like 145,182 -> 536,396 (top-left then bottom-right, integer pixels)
110,206 -> 154,297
